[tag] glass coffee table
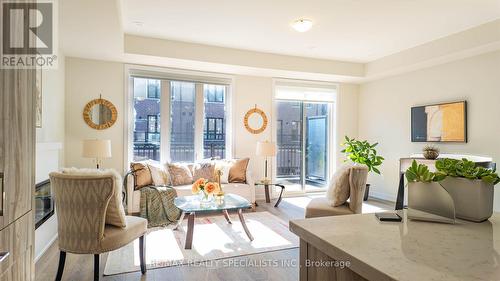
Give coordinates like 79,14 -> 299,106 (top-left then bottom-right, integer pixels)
173,193 -> 254,249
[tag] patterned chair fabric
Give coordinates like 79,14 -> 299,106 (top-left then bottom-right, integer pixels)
50,172 -> 147,254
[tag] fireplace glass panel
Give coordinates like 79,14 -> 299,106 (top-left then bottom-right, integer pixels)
35,180 -> 54,229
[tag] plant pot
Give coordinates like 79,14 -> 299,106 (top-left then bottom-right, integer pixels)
440,177 -> 494,222
407,181 -> 455,223
363,184 -> 370,201
423,150 -> 439,160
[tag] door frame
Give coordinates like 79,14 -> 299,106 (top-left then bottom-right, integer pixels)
272,78 -> 338,196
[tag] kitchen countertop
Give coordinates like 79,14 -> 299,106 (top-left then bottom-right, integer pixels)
289,210 -> 500,281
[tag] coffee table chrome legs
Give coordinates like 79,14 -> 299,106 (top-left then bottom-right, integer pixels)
173,211 -> 185,230
274,184 -> 285,207
185,212 -> 195,249
223,210 -> 232,224
177,209 -> 253,249
238,209 -> 254,241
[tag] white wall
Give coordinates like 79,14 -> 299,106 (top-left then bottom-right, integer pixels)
65,57 -> 124,171
337,84 -> 359,169
35,55 -> 65,262
36,55 -> 66,145
64,58 -> 359,200
232,76 -> 273,200
358,50 -> 500,210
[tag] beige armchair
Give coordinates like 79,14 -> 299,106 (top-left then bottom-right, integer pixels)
50,172 -> 148,281
305,165 -> 368,218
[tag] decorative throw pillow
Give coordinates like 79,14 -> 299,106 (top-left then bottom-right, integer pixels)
130,161 -> 153,190
61,168 -> 127,228
167,163 -> 194,186
215,161 -> 232,184
192,162 -> 216,182
326,163 -> 352,207
228,158 -> 250,183
148,162 -> 170,186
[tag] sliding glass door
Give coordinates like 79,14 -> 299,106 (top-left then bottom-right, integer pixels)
277,101 -> 330,192
275,81 -> 335,193
276,101 -> 303,192
305,103 -> 329,191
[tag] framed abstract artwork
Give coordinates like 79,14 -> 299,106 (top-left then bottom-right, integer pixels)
411,101 -> 467,142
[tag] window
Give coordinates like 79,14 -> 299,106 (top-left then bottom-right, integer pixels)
205,84 -> 224,103
170,81 -> 196,162
203,84 -> 226,159
204,118 -> 224,140
131,75 -> 229,163
133,78 -> 161,161
147,115 -> 159,133
147,79 -> 160,99
275,80 -> 336,193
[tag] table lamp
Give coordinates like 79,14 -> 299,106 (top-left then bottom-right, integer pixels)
256,141 -> 277,184
83,139 -> 112,169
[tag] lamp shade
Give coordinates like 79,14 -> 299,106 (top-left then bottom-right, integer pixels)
82,139 -> 112,158
256,141 -> 277,157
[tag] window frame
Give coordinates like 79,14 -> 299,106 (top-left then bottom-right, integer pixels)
125,65 -> 233,170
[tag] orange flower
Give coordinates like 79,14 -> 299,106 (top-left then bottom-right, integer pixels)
204,182 -> 220,194
192,178 -> 205,194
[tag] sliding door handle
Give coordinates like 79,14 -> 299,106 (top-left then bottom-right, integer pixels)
0,252 -> 9,263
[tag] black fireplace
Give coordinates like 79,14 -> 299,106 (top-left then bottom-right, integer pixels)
35,180 -> 54,229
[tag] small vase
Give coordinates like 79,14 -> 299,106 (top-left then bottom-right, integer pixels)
199,191 -> 214,205
423,150 -> 439,160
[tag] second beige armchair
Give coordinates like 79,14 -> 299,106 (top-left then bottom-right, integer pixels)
50,171 -> 148,281
305,165 -> 368,218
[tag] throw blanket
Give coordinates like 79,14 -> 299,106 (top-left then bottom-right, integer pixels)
140,186 -> 181,228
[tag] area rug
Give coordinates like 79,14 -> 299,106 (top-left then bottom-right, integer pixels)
103,211 -> 298,275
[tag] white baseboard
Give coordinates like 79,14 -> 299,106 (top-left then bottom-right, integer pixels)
368,191 -> 397,203
35,234 -> 58,263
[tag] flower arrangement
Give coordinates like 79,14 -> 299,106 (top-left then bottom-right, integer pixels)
192,178 -> 221,201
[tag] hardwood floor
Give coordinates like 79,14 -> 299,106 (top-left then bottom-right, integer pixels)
35,196 -> 392,281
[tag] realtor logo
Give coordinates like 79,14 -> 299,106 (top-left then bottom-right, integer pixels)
1,0 -> 57,68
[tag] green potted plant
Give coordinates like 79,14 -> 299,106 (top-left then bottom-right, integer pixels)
436,158 -> 499,222
405,160 -> 455,223
341,136 -> 384,201
405,158 -> 499,222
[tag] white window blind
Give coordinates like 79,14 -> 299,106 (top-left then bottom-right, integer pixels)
275,80 -> 337,102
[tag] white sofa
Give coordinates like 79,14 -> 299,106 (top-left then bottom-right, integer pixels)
126,169 -> 255,214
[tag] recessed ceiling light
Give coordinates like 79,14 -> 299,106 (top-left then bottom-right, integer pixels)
292,19 -> 313,32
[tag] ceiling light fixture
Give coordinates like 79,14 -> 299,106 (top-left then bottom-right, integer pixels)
292,19 -> 313,32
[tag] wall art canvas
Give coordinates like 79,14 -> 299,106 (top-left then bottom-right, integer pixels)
411,101 -> 467,142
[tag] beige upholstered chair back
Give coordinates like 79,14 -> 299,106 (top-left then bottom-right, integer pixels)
50,172 -> 115,254
348,165 -> 369,214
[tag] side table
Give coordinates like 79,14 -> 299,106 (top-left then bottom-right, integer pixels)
254,182 -> 285,207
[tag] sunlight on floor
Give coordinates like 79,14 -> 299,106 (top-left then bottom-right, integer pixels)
188,223 -> 235,255
282,194 -> 390,214
133,229 -> 184,266
361,202 -> 386,213
233,219 -> 293,249
282,197 -> 313,209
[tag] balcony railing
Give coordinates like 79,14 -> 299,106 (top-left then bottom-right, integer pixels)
277,143 -> 327,185
133,142 -> 225,162
133,138 -> 326,185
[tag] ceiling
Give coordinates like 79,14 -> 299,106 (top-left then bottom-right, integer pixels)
122,0 -> 500,62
